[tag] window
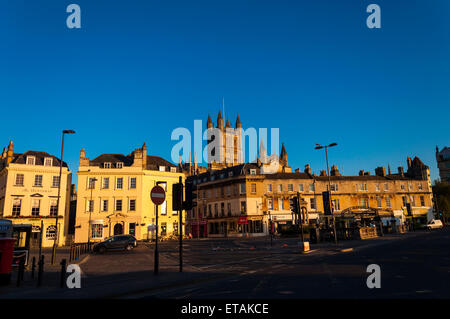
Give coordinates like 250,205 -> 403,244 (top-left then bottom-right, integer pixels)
251,183 -> 256,194
88,178 -> 96,189
267,184 -> 272,193
410,196 -> 416,207
15,174 -> 24,186
221,187 -> 224,196
332,199 -> 340,211
420,196 -> 425,206
384,183 -> 389,191
267,198 -> 273,210
91,224 -> 103,239
250,169 -> 256,175
102,177 -> 109,189
46,225 -> 56,240
50,200 -> 58,217
375,184 -> 380,191
402,196 -> 407,206
104,162 -> 111,169
44,157 -> 53,166
31,199 -> 40,216
170,167 -> 177,173
278,198 -> 283,211
102,200 -> 108,212
328,184 -> 338,192
12,199 -> 21,217
34,175 -> 43,187
26,156 -> 35,165
357,184 -> 367,191
418,183 -> 423,190
221,202 -> 225,216
309,184 -> 315,192
116,162 -> 123,168
129,199 -> 136,211
161,200 -> 167,215
115,199 -> 122,211
386,197 -> 391,208
376,196 -> 382,208
240,183 -> 246,194
288,184 -> 293,192
86,200 -> 94,212
408,183 -> 413,191
358,198 -> 369,208
278,184 -> 283,193
208,204 -> 212,217
227,203 -> 232,216
310,198 -> 316,210
161,223 -> 167,236
130,177 -> 137,189
401,184 -> 405,190
214,204 -> 218,217
52,176 -> 60,188
226,186 -> 231,196
299,184 -> 304,192
240,201 -> 246,214
116,177 -> 123,189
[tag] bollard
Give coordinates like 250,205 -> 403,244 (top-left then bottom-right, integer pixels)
60,259 -> 67,288
31,256 -> 36,279
37,255 -> 44,287
16,257 -> 25,287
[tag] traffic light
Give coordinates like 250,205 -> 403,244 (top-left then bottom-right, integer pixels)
290,196 -> 299,215
322,191 -> 332,215
172,183 -> 183,211
183,182 -> 197,210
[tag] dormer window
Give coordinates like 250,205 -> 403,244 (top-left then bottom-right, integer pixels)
170,167 -> 177,173
44,157 -> 53,167
159,166 -> 165,172
116,162 -> 123,169
26,156 -> 36,165
103,162 -> 111,169
250,169 -> 256,175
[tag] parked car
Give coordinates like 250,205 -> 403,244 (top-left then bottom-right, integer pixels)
426,219 -> 443,230
93,235 -> 137,253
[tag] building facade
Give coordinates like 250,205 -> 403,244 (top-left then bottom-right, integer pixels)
74,143 -> 185,243
0,141 -> 72,247
436,146 -> 450,182
186,140 -> 434,237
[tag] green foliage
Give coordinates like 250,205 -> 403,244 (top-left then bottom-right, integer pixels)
432,181 -> 450,217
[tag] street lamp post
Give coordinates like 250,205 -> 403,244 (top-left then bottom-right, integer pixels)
51,130 -> 75,265
315,143 -> 338,244
88,177 -> 98,245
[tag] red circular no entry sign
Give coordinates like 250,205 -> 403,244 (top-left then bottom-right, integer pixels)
151,185 -> 166,205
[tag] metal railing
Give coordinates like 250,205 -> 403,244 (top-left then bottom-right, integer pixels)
69,242 -> 93,262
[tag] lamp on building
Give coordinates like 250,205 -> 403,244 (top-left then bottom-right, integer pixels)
315,143 -> 338,244
51,129 -> 76,265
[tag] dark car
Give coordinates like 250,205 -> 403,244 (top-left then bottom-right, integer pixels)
93,235 -> 137,253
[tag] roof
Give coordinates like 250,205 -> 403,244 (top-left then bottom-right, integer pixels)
89,153 -> 176,171
9,151 -> 68,168
146,155 -> 176,170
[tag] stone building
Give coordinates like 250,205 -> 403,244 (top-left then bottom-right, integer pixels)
436,146 -> 450,182
74,143 -> 185,243
0,141 -> 72,247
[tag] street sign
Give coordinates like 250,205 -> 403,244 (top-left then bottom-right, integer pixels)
151,186 -> 166,205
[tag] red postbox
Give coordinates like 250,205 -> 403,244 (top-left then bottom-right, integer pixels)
0,238 -> 16,286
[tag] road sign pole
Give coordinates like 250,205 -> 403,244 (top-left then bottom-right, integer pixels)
154,203 -> 159,275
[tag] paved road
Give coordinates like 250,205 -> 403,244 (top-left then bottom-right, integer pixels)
125,228 -> 450,299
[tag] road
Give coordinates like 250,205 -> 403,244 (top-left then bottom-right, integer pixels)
121,228 -> 450,299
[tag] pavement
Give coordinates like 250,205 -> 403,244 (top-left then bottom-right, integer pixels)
0,228 -> 445,298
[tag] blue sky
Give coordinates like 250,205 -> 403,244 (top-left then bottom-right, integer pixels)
1,0 -> 449,186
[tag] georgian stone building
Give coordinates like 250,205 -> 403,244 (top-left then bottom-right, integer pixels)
186,138 -> 434,237
74,143 -> 185,243
0,141 -> 72,247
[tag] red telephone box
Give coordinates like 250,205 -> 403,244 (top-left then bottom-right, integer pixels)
0,238 -> 16,285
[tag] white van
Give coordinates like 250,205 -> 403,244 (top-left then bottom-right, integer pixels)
427,219 -> 443,230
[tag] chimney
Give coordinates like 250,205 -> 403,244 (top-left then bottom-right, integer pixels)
398,166 -> 404,177
79,148 -> 90,167
295,168 -> 300,173
330,165 -> 341,176
375,166 -> 386,177
1,147 -> 6,159
304,164 -> 311,175
6,140 -> 13,164
407,157 -> 412,169
359,170 -> 365,176
364,172 -> 371,176
320,170 -> 327,176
